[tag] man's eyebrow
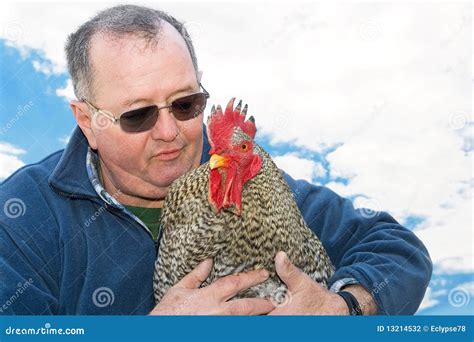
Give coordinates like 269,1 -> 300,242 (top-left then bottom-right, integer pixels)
121,85 -> 196,108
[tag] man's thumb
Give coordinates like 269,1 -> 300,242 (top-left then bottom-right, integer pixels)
275,251 -> 305,291
176,258 -> 213,289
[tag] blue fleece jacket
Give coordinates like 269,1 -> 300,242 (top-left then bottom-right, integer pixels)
0,127 -> 432,315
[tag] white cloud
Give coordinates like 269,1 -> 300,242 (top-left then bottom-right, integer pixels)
0,142 -> 25,180
456,281 -> 474,295
32,60 -> 54,76
56,79 -> 76,102
0,3 -> 103,75
418,287 -> 440,311
273,153 -> 325,182
58,135 -> 71,146
415,195 -> 473,275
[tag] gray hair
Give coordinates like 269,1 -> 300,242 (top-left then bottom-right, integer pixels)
65,4 -> 199,101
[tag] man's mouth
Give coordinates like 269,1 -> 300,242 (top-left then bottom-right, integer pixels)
153,148 -> 183,161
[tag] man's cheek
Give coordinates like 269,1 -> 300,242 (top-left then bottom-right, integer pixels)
103,143 -> 143,170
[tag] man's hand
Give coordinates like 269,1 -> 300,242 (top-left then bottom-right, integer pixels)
268,251 -> 377,315
149,258 -> 275,315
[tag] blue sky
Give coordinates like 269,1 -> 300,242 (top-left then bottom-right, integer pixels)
0,41 -> 75,164
0,2 -> 472,315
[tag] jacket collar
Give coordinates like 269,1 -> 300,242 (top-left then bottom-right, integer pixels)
48,125 -> 211,198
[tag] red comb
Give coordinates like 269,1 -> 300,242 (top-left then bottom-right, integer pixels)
207,98 -> 256,154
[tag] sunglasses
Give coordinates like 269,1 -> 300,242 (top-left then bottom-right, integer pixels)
82,83 -> 210,133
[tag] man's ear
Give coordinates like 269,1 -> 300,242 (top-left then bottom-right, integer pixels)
197,70 -> 203,83
70,100 -> 98,150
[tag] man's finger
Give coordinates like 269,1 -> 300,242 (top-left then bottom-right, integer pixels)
274,251 -> 308,291
210,269 -> 270,301
225,298 -> 275,315
175,258 -> 213,289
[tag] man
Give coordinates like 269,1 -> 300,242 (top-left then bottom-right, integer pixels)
0,5 -> 432,315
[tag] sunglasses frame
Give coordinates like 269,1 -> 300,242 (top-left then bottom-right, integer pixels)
81,83 -> 210,131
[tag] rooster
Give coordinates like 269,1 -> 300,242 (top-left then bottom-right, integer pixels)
153,98 -> 334,304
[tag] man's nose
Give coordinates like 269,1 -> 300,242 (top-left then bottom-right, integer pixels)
150,107 -> 180,142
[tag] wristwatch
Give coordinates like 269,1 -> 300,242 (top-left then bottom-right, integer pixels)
337,290 -> 363,315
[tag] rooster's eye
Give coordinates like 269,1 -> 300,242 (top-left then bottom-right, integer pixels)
241,143 -> 248,151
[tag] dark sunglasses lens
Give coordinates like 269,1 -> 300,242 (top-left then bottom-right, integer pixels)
120,106 -> 158,133
172,93 -> 207,120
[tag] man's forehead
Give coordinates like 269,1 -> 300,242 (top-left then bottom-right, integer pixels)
90,23 -> 179,55
88,22 -> 196,104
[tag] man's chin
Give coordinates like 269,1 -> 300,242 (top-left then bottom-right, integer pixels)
146,165 -> 191,188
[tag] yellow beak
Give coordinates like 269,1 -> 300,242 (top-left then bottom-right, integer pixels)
210,154 -> 228,169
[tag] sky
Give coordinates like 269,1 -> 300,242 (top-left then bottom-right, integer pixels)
0,1 -> 472,314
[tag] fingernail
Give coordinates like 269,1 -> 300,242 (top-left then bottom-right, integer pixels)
260,269 -> 270,278
277,251 -> 289,265
202,258 -> 213,268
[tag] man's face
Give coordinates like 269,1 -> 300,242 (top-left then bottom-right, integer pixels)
85,22 -> 204,201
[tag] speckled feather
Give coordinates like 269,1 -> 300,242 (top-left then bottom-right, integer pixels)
153,138 -> 335,303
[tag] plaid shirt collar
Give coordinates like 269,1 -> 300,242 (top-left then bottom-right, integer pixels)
85,147 -> 155,235
86,147 -> 124,209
